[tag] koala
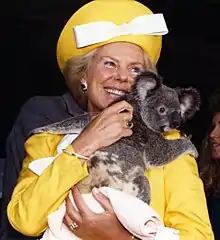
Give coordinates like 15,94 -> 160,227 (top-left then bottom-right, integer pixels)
31,71 -> 201,204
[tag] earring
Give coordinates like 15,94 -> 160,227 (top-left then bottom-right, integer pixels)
81,81 -> 87,92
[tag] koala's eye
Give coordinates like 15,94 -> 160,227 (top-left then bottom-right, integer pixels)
159,107 -> 166,114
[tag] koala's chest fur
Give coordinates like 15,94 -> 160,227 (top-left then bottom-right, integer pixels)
77,123 -> 152,204
76,119 -> 197,205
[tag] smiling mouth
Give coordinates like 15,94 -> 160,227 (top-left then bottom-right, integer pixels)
212,143 -> 220,149
105,88 -> 127,96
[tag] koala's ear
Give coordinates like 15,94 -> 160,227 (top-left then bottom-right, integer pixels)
134,71 -> 162,101
176,87 -> 201,121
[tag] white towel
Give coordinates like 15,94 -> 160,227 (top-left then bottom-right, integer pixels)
28,134 -> 179,240
39,187 -> 179,240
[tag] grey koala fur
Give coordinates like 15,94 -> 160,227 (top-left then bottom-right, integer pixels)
31,71 -> 201,204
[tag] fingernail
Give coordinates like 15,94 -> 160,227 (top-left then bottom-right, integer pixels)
93,187 -> 100,194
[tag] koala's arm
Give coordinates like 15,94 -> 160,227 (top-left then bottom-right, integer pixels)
7,133 -> 88,236
144,133 -> 198,168
163,154 -> 214,240
31,114 -> 90,135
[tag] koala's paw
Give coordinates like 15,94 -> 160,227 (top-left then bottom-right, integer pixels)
175,138 -> 198,158
183,138 -> 198,158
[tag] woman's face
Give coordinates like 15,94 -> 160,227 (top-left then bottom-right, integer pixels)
210,112 -> 220,160
84,42 -> 146,113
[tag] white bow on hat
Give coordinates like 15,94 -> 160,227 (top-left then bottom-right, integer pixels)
73,13 -> 168,48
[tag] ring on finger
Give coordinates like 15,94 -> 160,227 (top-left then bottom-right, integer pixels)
69,221 -> 78,231
127,120 -> 133,128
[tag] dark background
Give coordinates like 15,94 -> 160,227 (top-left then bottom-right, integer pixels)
1,0 -> 220,157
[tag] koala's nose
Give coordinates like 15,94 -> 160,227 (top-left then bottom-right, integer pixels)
170,111 -> 182,129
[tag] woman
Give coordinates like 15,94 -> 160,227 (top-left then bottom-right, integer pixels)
199,89 -> 220,240
6,0 -> 214,239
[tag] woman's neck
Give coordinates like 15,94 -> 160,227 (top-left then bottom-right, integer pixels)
87,102 -> 102,117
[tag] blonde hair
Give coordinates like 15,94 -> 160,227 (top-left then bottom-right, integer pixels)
63,48 -> 97,109
63,46 -> 157,110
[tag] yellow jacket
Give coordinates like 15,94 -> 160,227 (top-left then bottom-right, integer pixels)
7,131 -> 214,239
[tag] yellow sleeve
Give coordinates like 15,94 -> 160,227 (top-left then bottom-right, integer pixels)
7,133 -> 89,237
163,154 -> 214,240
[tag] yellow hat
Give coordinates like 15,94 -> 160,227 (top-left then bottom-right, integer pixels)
57,0 -> 168,72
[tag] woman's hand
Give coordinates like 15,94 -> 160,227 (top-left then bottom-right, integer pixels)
72,100 -> 133,159
64,187 -> 132,240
